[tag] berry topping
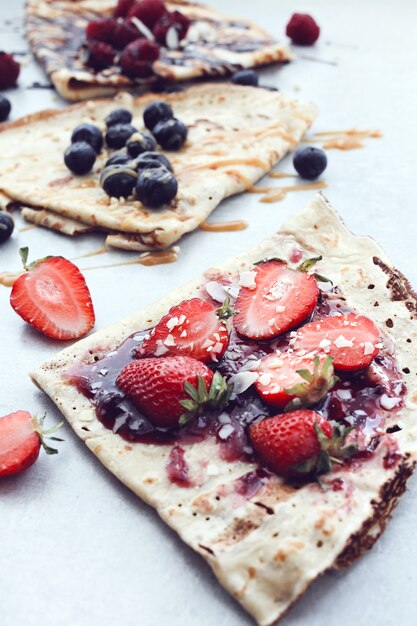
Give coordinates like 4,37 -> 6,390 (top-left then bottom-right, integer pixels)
85,18 -> 116,43
286,13 -> 320,46
112,19 -> 142,49
71,123 -> 103,154
100,164 -> 137,198
85,40 -> 116,71
231,69 -> 259,87
0,411 -> 63,478
105,108 -> 133,127
10,247 -> 95,340
0,211 -> 14,244
105,150 -> 132,167
293,146 -> 327,180
118,38 -> 160,78
136,166 -> 178,207
126,131 -> 157,157
143,100 -> 173,131
64,141 -> 96,175
152,117 -> 188,150
134,150 -> 173,171
128,0 -> 167,29
292,313 -> 380,372
249,410 -> 353,478
0,95 -> 11,122
114,0 -> 135,18
0,52 -> 20,90
233,260 -> 319,340
136,297 -> 233,363
153,10 -> 190,46
105,122 -> 138,148
116,356 -> 232,428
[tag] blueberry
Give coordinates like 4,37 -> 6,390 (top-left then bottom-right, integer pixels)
136,167 -> 178,207
105,108 -> 133,127
152,118 -> 187,151
126,132 -> 157,158
133,151 -> 173,172
64,141 -> 96,175
0,95 -> 11,122
0,211 -> 14,243
231,69 -> 259,87
100,165 -> 138,198
105,150 -> 132,167
71,123 -> 103,153
105,123 -> 138,149
293,146 -> 327,180
143,100 -> 173,131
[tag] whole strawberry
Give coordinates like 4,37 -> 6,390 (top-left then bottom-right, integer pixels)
0,52 -> 20,90
0,411 -> 63,478
118,39 -> 160,78
286,13 -> 320,46
128,0 -> 167,29
116,356 -> 232,427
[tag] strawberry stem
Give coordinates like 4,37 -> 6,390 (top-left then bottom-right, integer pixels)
33,414 -> 64,455
216,297 -> 236,321
179,372 -> 234,426
284,355 -> 339,411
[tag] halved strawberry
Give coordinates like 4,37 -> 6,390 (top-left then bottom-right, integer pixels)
292,313 -> 380,371
135,297 -> 232,363
233,260 -> 319,340
0,411 -> 63,478
10,248 -> 95,341
255,352 -> 337,409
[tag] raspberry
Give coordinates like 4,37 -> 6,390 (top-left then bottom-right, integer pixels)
85,18 -> 117,43
285,13 -> 320,46
118,39 -> 160,78
0,52 -> 20,90
114,0 -> 135,18
153,10 -> 190,45
112,20 -> 141,49
85,41 -> 116,71
128,0 -> 166,29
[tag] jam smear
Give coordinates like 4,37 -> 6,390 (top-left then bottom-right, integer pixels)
234,469 -> 270,499
166,445 -> 193,487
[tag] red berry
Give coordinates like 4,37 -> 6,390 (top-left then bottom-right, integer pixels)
233,260 -> 319,340
249,410 -> 333,477
286,13 -> 320,46
292,313 -> 380,371
114,0 -> 136,18
128,0 -> 166,29
0,52 -> 20,90
118,38 -> 160,78
10,251 -> 95,340
85,41 -> 116,71
85,18 -> 117,43
135,298 -> 230,363
112,20 -> 142,49
116,356 -> 213,427
153,10 -> 190,45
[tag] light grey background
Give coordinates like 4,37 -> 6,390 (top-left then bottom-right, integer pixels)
1,1 -> 417,625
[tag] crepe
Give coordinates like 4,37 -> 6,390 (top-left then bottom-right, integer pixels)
26,0 -> 292,101
31,193 -> 417,625
0,84 -> 316,250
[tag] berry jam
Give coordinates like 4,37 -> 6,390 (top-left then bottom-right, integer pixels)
70,288 -> 406,471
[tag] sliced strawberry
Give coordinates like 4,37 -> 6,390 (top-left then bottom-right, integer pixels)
10,248 -> 95,341
233,260 -> 319,340
0,411 -> 63,477
292,313 -> 380,371
135,298 -> 231,363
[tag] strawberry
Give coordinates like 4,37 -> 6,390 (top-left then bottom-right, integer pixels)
85,41 -> 116,71
233,259 -> 319,340
153,10 -> 190,45
286,13 -> 320,46
114,0 -> 136,18
0,411 -> 63,477
128,0 -> 167,29
249,410 -> 355,478
292,313 -> 380,371
255,352 -> 338,409
10,247 -> 95,341
118,39 -> 160,77
85,18 -> 117,43
0,52 -> 20,90
135,297 -> 233,363
116,356 -> 233,428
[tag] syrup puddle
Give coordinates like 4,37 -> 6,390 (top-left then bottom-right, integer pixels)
249,180 -> 327,203
71,246 -> 109,261
310,129 -> 382,150
269,172 -> 298,180
200,219 -> 248,232
81,248 -> 179,271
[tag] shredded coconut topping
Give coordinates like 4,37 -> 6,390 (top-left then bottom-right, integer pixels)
334,334 -> 354,348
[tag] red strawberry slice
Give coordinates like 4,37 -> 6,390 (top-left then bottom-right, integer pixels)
0,411 -> 63,477
233,260 -> 319,340
10,248 -> 95,340
135,298 -> 230,363
292,313 -> 380,371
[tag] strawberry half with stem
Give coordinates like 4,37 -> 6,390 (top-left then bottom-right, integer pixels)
10,247 -> 95,340
135,297 -> 234,363
0,411 -> 63,478
233,259 -> 320,340
116,356 -> 233,428
255,352 -> 338,410
249,410 -> 355,479
292,313 -> 380,371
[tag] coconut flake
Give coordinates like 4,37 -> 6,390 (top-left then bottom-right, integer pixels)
363,341 -> 375,356
218,424 -> 235,440
202,338 -> 214,349
155,341 -> 169,356
380,394 -> 401,410
130,16 -> 155,41
239,270 -> 257,289
334,334 -> 354,349
337,389 -> 352,400
205,281 -> 227,302
238,358 -> 261,372
166,25 -> 180,49
166,316 -> 179,330
230,370 -> 259,394
319,338 -> 331,351
275,305 -> 286,313
218,412 -> 231,425
180,330 -> 187,338
258,373 -> 272,386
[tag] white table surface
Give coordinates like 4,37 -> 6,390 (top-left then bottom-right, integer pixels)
1,1 -> 417,625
